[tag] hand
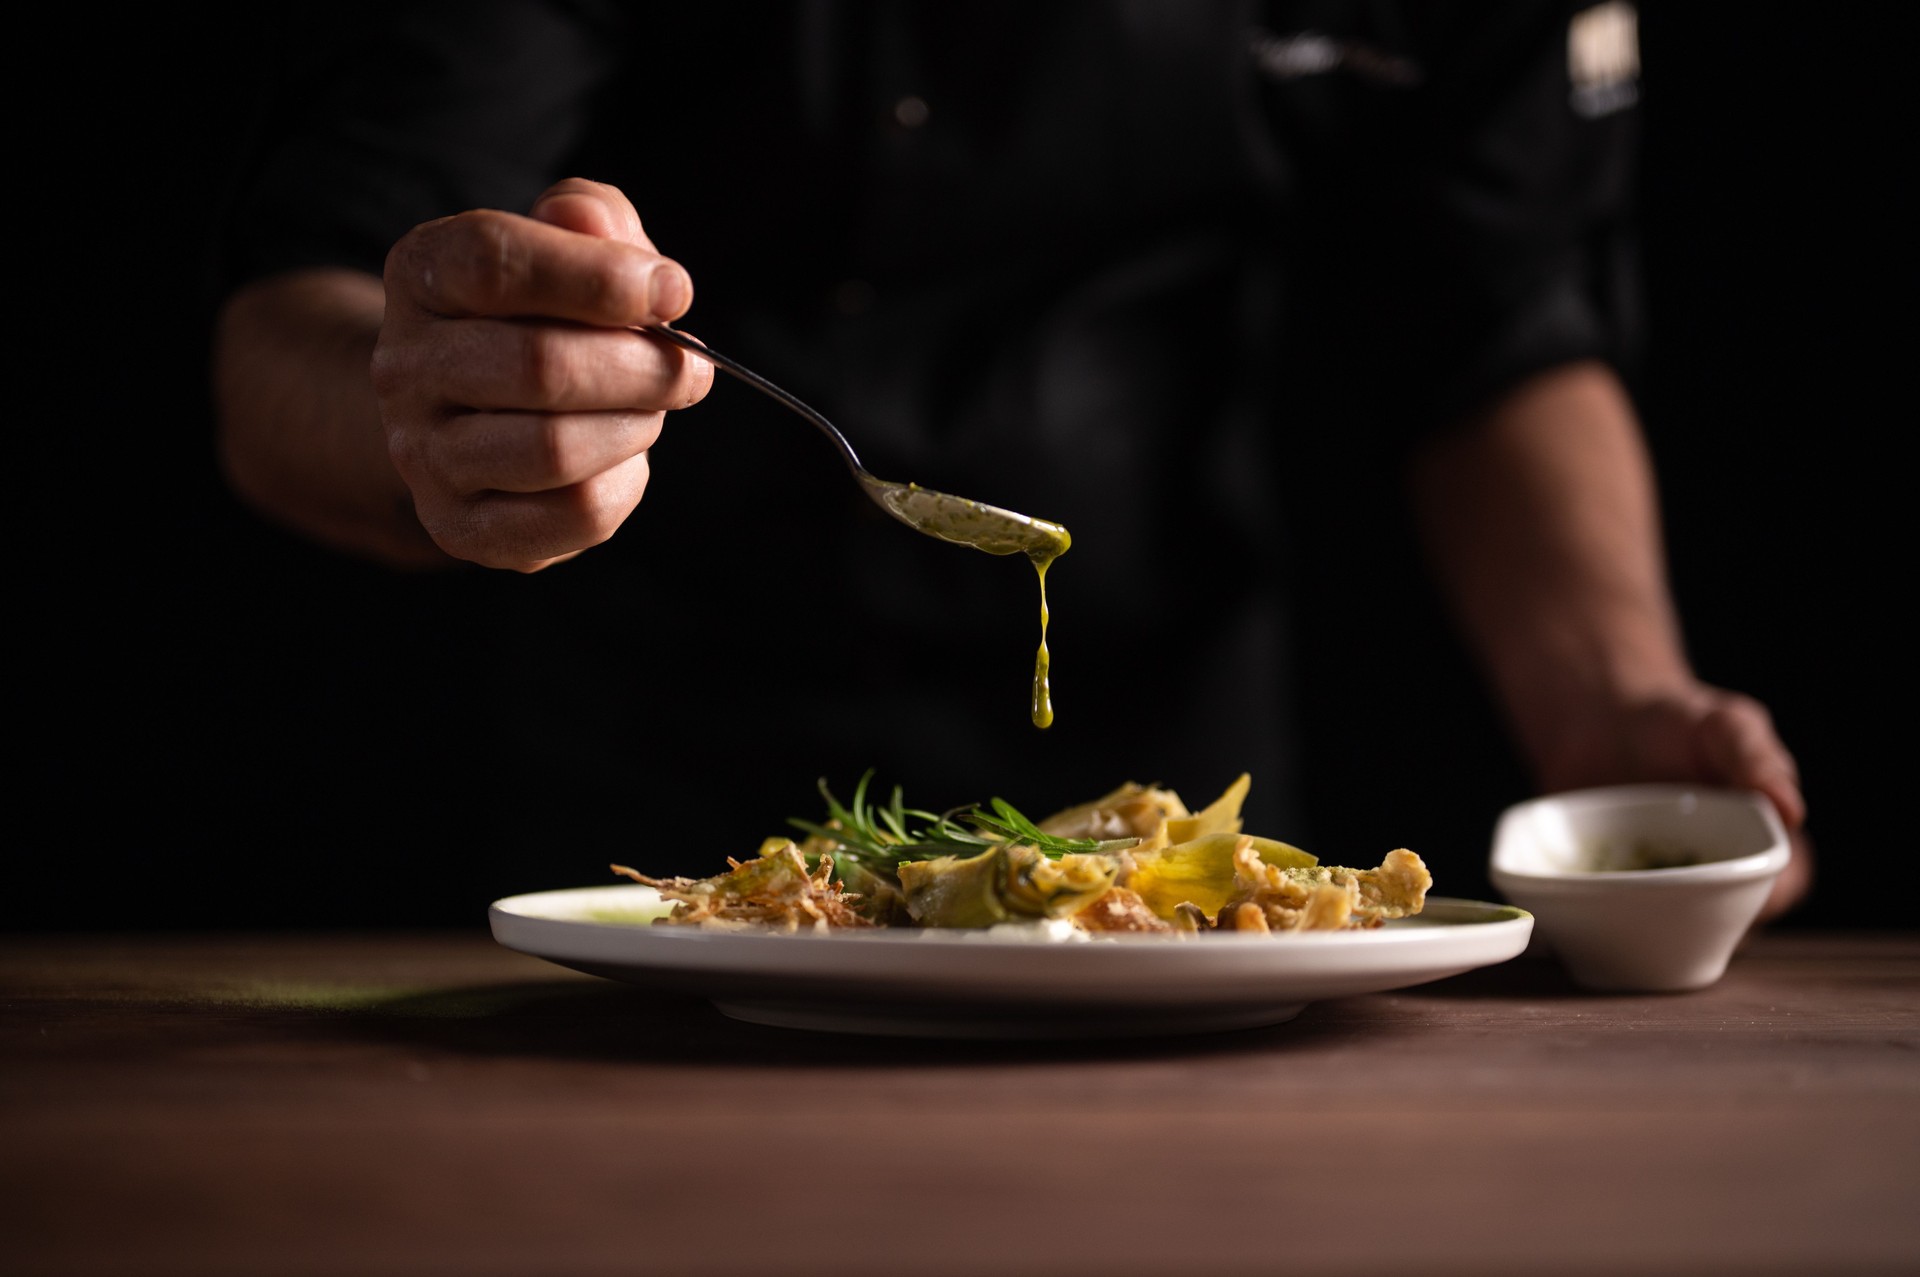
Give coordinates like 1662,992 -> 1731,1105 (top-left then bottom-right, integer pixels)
371,178 -> 714,571
1536,683 -> 1812,922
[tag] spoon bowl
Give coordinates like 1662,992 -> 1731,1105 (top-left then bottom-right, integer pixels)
642,323 -> 1069,727
643,324 -> 1069,561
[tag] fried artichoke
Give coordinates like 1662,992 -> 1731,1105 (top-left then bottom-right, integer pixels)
900,844 -> 1119,927
611,840 -> 874,932
612,773 -> 1429,935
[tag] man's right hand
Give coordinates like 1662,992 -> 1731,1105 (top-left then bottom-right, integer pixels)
372,178 -> 713,572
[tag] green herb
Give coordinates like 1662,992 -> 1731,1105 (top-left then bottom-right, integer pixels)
789,769 -> 1135,877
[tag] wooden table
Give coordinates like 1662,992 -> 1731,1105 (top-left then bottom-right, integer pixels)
3,930 -> 1915,1276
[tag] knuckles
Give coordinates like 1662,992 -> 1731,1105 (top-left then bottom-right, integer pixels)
412,452 -> 651,571
444,212 -> 525,315
389,208 -> 656,322
367,330 -> 413,403
551,463 -> 649,547
514,326 -> 584,410
385,210 -> 528,317
525,413 -> 657,488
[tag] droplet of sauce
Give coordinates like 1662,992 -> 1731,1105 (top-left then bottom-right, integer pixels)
1030,552 -> 1055,728
869,481 -> 1070,729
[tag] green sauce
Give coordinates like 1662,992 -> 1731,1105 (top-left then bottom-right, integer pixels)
868,481 -> 1070,729
1030,552 -> 1055,728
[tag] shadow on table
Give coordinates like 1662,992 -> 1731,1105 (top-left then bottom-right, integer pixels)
314,978 -> 1435,1066
1390,953 -> 1588,1001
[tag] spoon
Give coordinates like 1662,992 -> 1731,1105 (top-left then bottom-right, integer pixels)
643,325 -> 1069,557
642,322 -> 1069,728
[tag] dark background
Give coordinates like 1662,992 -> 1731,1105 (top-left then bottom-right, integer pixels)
18,6 -> 1908,930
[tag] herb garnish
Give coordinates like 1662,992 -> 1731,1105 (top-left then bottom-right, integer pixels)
789,770 -> 1136,875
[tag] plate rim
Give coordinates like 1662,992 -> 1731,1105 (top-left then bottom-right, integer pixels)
487,886 -> 1534,1035
489,885 -> 1532,949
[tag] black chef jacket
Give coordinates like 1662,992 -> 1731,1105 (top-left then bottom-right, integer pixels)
217,0 -> 1642,892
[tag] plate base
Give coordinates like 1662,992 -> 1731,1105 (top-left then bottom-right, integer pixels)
711,998 -> 1308,1039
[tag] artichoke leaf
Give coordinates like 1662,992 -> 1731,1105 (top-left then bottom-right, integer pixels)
1126,831 -> 1317,921
1001,846 -> 1120,919
900,844 -> 1122,927
832,856 -> 910,925
900,847 -> 1011,928
1162,772 -> 1251,845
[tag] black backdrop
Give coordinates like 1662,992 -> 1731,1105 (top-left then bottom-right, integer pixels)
17,6 -> 1909,930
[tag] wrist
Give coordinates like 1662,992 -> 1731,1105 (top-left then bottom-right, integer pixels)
1489,611 -> 1699,792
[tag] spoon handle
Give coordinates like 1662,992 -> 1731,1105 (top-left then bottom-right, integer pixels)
641,324 -> 866,477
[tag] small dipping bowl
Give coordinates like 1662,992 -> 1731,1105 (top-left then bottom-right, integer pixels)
1489,784 -> 1790,992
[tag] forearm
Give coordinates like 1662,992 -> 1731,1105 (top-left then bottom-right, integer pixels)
1408,360 -> 1693,785
212,268 -> 452,568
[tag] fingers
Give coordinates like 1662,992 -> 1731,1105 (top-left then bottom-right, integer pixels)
422,450 -> 655,572
374,181 -> 705,570
399,318 -> 715,413
376,321 -> 705,569
384,208 -> 693,326
529,177 -> 651,246
1755,829 -> 1815,923
1694,693 -> 1806,832
1536,684 -> 1809,842
426,409 -> 665,495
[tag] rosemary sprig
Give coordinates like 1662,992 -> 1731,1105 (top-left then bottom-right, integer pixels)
789,770 -> 1134,874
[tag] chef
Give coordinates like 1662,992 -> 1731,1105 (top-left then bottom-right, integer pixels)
210,1 -> 1807,913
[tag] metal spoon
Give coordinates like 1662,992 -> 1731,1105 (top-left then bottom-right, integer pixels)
642,324 -> 1070,562
641,322 -> 1069,729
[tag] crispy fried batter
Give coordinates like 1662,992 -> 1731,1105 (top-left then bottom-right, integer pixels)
612,842 -> 875,932
615,776 -> 1429,936
1213,841 -> 1430,932
1037,782 -> 1189,848
1214,880 -> 1357,932
1228,901 -> 1269,933
1072,887 -> 1176,934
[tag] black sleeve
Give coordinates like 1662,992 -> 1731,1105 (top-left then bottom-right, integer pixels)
1260,0 -> 1643,442
215,0 -> 629,298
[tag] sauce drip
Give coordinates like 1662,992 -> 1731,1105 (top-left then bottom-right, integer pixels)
1030,553 -> 1055,728
871,482 -> 1070,729
632,327 -> 1068,726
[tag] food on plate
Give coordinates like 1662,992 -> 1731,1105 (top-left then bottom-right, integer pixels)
612,772 -> 1429,935
611,841 -> 870,931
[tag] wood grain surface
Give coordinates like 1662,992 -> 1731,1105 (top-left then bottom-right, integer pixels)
2,932 -> 1915,1276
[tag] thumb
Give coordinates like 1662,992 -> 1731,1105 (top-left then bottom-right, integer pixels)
528,177 -> 692,324
1696,695 -> 1806,832
529,177 -> 655,248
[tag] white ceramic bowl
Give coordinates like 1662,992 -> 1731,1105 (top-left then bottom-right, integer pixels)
1488,784 -> 1790,992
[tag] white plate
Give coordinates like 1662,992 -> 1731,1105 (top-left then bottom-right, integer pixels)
490,885 -> 1533,1038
